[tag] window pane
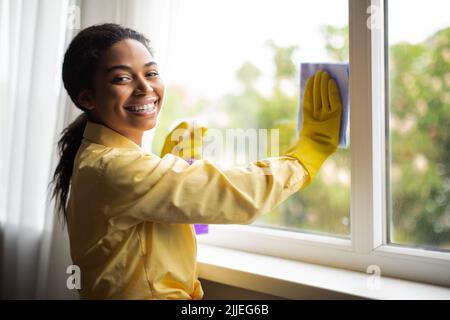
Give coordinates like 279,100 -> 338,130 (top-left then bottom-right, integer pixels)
387,0 -> 450,250
152,0 -> 350,237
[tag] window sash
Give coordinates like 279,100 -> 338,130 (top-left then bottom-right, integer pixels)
198,0 -> 450,287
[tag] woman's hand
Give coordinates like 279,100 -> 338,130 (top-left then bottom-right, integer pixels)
160,120 -> 208,162
284,70 -> 342,183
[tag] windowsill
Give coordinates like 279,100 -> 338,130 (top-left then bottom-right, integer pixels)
196,244 -> 450,300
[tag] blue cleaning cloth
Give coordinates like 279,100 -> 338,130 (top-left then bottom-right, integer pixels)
297,62 -> 350,149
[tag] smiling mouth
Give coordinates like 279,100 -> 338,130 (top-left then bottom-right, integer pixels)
124,100 -> 158,113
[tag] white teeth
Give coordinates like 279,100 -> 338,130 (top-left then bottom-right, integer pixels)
126,102 -> 157,112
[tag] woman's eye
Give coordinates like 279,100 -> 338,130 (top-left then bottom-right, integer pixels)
113,76 -> 130,83
146,71 -> 159,77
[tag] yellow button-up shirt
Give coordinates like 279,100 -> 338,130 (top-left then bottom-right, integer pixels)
67,121 -> 308,299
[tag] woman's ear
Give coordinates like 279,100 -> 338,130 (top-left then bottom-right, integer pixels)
78,89 -> 95,110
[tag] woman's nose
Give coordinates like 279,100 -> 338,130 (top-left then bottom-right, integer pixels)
135,76 -> 154,94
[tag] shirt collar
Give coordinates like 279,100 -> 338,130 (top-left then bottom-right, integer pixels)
83,121 -> 144,151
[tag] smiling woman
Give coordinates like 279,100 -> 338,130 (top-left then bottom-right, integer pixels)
50,23 -> 341,300
78,38 -> 165,146
52,23 -> 160,224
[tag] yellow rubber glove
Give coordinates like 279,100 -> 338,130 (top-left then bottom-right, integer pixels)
284,70 -> 342,186
160,120 -> 208,162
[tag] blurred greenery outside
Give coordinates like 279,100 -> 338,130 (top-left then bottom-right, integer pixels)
388,27 -> 450,250
151,24 -> 450,250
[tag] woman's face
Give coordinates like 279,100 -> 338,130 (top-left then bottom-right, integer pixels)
79,38 -> 165,144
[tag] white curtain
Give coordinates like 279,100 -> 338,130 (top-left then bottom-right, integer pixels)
0,0 -> 180,299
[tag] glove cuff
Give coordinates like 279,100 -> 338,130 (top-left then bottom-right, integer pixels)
283,136 -> 337,182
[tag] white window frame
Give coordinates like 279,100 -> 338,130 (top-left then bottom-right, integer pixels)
198,0 -> 450,287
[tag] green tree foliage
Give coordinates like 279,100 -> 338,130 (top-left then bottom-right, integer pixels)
321,25 -> 349,62
265,40 -> 298,81
389,28 -> 450,249
236,62 -> 261,91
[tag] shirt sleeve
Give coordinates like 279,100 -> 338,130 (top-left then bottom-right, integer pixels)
101,151 -> 309,228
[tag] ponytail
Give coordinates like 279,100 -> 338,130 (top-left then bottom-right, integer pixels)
50,113 -> 88,227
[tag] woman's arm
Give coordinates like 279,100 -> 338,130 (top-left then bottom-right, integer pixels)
101,151 -> 308,229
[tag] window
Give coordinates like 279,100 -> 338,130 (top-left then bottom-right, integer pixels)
152,0 -> 450,286
152,0 -> 350,237
387,0 -> 450,251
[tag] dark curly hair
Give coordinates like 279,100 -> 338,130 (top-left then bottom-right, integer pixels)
50,23 -> 153,227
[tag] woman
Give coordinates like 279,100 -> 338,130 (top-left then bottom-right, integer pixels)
51,23 -> 341,299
